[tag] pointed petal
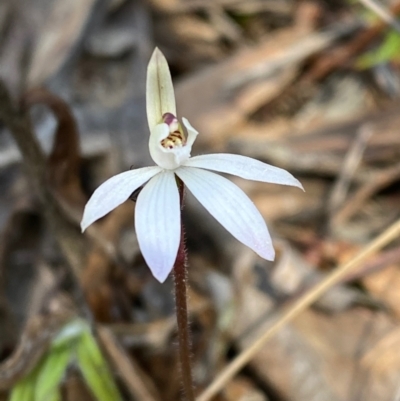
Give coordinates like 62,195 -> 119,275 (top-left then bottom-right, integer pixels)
81,167 -> 162,232
183,153 -> 303,189
135,171 -> 180,282
146,48 -> 176,132
176,167 -> 274,260
182,117 -> 199,148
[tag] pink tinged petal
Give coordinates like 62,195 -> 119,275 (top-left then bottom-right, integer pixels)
184,153 -> 303,189
135,171 -> 181,283
176,167 -> 275,260
81,166 -> 162,232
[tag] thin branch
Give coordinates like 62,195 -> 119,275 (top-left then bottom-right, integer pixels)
97,326 -> 160,401
0,81 -> 85,280
328,126 -> 372,214
333,161 -> 400,226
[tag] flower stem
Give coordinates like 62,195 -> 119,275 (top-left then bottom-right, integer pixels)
173,181 -> 195,401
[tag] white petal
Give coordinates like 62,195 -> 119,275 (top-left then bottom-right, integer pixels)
146,48 -> 176,132
135,171 -> 180,282
182,117 -> 199,149
184,153 -> 303,189
176,167 -> 274,260
149,123 -> 176,169
81,166 -> 162,232
149,123 -> 193,170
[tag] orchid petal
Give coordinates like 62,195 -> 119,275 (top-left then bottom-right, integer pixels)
135,171 -> 180,282
81,166 -> 161,232
182,118 -> 199,149
149,123 -> 193,170
184,153 -> 303,189
149,123 -> 175,169
146,48 -> 176,132
176,167 -> 274,260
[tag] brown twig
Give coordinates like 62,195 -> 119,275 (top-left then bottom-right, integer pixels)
333,161 -> 400,226
0,81 -> 85,280
22,88 -> 84,207
328,125 -> 373,227
328,126 -> 372,213
97,326 -> 160,401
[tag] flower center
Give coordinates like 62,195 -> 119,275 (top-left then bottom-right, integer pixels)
161,113 -> 186,150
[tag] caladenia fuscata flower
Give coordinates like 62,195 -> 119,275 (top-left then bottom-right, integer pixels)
81,48 -> 303,283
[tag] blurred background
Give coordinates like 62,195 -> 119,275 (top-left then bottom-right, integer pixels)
1,0 -> 400,400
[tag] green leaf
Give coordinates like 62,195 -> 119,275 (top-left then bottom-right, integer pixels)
47,388 -> 62,401
8,370 -> 37,401
34,345 -> 72,401
358,30 -> 400,68
76,329 -> 123,401
52,319 -> 87,349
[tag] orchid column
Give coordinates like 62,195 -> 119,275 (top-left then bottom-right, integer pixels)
81,48 -> 303,400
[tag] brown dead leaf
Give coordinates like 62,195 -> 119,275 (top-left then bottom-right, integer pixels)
82,202 -> 134,322
361,327 -> 400,375
223,376 -> 267,401
248,177 -> 321,222
175,24 -> 353,149
233,286 -> 396,401
227,248 -> 398,401
363,263 -> 400,318
27,0 -> 99,86
228,105 -> 400,179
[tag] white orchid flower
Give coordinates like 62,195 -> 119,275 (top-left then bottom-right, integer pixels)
81,48 -> 303,283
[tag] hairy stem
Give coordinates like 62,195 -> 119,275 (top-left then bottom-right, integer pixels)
173,182 -> 195,401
